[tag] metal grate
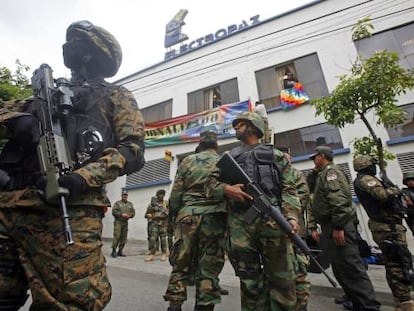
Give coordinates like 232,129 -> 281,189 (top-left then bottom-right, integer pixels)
396,151 -> 414,174
126,158 -> 171,186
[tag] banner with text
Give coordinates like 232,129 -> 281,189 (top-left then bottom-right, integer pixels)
145,100 -> 252,147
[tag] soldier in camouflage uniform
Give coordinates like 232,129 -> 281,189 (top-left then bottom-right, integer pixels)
206,111 -> 301,311
164,131 -> 227,311
145,189 -> 169,262
402,171 -> 414,236
0,20 -> 145,310
278,147 -> 311,311
310,147 -> 380,311
111,190 -> 135,258
354,155 -> 414,311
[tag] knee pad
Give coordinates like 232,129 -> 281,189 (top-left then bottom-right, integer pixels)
229,249 -> 261,278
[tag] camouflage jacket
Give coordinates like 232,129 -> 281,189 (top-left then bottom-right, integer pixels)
170,149 -> 227,218
312,162 -> 357,229
145,197 -> 169,226
0,84 -> 145,207
206,145 -> 300,222
112,199 -> 135,221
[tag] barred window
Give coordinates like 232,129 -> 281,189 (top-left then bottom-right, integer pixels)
126,158 -> 171,186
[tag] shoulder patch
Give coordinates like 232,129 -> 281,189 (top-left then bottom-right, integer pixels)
367,180 -> 377,187
326,173 -> 337,181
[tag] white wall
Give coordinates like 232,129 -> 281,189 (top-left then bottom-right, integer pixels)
106,0 -> 414,245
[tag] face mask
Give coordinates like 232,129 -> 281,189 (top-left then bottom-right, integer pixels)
63,41 -> 91,71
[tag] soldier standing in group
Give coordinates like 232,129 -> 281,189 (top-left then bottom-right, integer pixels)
0,20 -> 145,309
145,189 -> 169,262
354,155 -> 414,310
206,111 -> 301,311
309,146 -> 380,311
402,171 -> 414,236
278,146 -> 311,311
164,131 -> 227,311
111,190 -> 136,257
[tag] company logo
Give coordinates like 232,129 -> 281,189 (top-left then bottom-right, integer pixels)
164,13 -> 261,60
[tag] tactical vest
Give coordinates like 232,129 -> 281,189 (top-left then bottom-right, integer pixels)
230,144 -> 282,207
0,82 -> 117,190
64,83 -> 117,169
354,173 -> 398,222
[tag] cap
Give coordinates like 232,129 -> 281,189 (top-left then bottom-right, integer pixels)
403,171 -> 414,185
309,146 -> 333,160
200,130 -> 217,143
156,189 -> 166,196
122,190 -> 128,195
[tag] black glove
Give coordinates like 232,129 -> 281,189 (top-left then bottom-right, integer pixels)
11,115 -> 41,149
58,173 -> 88,197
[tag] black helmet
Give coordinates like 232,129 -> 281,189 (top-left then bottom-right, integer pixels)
65,20 -> 122,77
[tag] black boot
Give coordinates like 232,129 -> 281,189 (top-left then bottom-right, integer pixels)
111,248 -> 117,258
117,249 -> 127,257
194,305 -> 214,311
167,303 -> 182,311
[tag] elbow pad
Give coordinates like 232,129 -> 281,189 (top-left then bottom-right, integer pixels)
119,142 -> 145,175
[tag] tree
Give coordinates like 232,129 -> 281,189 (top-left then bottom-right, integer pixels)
312,18 -> 414,173
0,59 -> 32,101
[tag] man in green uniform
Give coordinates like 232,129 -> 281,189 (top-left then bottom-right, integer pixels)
354,155 -> 414,310
111,190 -> 136,257
309,146 -> 380,311
0,20 -> 145,310
206,111 -> 301,311
164,130 -> 227,311
145,189 -> 169,262
402,171 -> 414,236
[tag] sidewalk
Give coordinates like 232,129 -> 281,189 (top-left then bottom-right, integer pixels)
104,239 -> 394,306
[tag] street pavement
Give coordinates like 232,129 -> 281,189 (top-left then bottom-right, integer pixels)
102,239 -> 395,310
21,239 -> 396,310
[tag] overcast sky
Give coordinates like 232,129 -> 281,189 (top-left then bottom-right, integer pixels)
1,0 -> 312,81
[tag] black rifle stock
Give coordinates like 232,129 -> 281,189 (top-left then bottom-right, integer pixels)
217,152 -> 337,287
31,63 -> 74,245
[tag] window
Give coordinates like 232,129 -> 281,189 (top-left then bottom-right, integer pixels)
141,100 -> 172,123
387,103 -> 414,139
187,78 -> 239,113
126,158 -> 171,186
255,53 -> 329,110
274,123 -> 343,157
356,22 -> 414,70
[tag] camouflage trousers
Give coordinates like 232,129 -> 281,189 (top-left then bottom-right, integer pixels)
227,211 -> 296,311
0,205 -> 111,310
294,248 -> 311,311
164,212 -> 226,307
369,220 -> 412,303
111,220 -> 129,250
148,223 -> 168,254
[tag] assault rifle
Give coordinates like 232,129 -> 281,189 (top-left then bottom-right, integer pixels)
380,171 -> 408,219
31,64 -> 74,245
217,152 -> 337,287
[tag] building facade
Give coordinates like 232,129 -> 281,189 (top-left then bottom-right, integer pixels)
103,0 -> 414,245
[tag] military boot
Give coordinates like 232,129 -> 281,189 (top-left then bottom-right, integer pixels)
117,248 -> 127,257
194,305 -> 214,311
145,254 -> 155,262
399,300 -> 414,311
111,248 -> 117,258
167,302 -> 182,311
